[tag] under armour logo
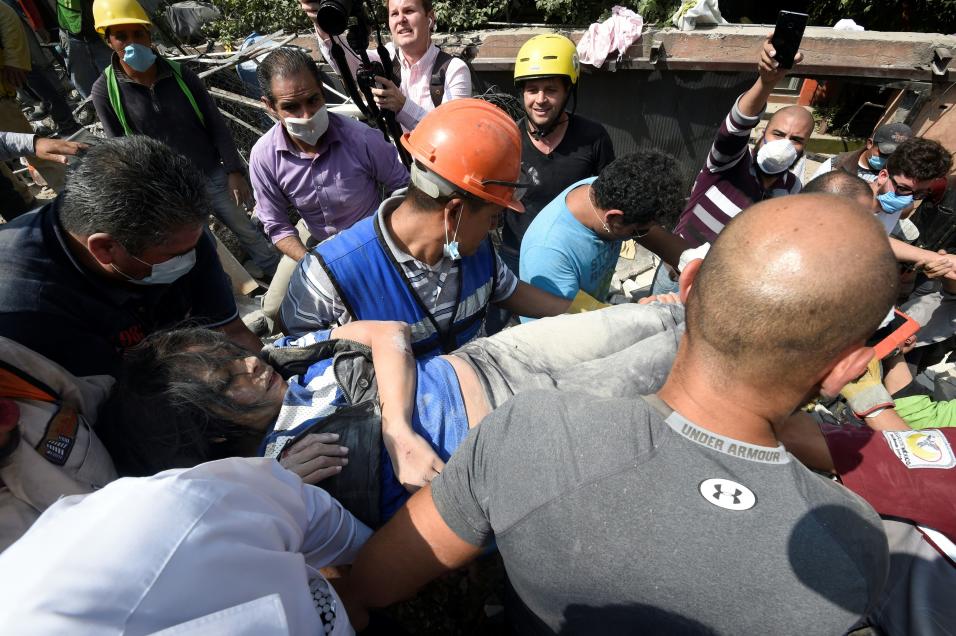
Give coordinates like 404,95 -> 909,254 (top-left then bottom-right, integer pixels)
699,478 -> 756,511
712,483 -> 743,505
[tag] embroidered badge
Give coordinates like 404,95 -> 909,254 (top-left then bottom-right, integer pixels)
36,404 -> 78,466
883,430 -> 956,469
698,478 -> 757,511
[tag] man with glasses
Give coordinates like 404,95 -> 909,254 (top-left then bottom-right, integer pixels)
280,99 -> 568,355
519,151 -> 691,321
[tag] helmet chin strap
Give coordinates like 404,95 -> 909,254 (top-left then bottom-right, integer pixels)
528,112 -> 568,141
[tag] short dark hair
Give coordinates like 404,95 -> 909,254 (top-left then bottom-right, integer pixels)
887,137 -> 953,182
591,151 -> 688,229
58,136 -> 208,255
803,170 -> 872,201
97,328 -> 269,477
256,47 -> 327,103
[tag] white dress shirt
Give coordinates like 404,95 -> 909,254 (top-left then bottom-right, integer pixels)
0,458 -> 372,635
317,33 -> 471,131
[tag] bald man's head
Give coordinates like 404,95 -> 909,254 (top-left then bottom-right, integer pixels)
761,106 -> 815,158
685,193 -> 898,388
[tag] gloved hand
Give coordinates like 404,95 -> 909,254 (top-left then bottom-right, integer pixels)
840,357 -> 894,418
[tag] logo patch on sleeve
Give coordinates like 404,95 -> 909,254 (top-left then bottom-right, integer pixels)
36,405 -> 78,466
883,430 -> 956,469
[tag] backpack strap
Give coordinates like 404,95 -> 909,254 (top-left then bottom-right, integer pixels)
104,65 -> 133,135
165,58 -> 205,127
429,50 -> 454,108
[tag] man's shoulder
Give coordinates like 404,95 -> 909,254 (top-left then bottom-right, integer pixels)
249,124 -> 282,164
330,112 -> 375,139
568,114 -> 611,141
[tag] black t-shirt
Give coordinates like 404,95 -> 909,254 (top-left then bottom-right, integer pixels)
0,199 -> 238,377
501,114 -> 615,257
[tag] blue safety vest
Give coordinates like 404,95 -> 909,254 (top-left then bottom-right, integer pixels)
317,214 -> 496,357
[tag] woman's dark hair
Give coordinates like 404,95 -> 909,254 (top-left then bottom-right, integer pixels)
97,328 -> 272,477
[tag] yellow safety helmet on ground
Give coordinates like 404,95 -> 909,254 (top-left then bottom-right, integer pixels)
513,33 -> 580,85
93,0 -> 151,35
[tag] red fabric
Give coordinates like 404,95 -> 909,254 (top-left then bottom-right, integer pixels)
16,0 -> 44,32
822,424 -> 956,541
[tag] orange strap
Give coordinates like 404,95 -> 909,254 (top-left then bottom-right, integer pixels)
0,366 -> 56,403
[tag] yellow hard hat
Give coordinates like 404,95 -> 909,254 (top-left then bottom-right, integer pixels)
93,0 -> 151,35
514,34 -> 580,85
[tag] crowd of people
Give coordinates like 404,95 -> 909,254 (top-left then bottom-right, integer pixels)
0,0 -> 954,634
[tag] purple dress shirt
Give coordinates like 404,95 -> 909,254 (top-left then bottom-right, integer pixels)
249,112 -> 409,244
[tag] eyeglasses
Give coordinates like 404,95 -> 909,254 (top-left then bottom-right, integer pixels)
631,226 -> 653,239
889,175 -> 932,200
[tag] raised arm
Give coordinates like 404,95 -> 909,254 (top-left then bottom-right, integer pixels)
329,320 -> 444,491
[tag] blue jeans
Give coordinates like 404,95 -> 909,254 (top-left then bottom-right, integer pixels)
206,169 -> 279,274
62,33 -> 112,98
650,260 -> 680,295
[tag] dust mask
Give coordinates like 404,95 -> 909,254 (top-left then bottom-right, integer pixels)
284,105 -> 329,146
755,138 -> 798,175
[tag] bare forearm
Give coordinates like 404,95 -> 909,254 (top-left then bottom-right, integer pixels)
275,235 -> 308,261
863,408 -> 912,431
737,77 -> 776,119
330,321 -> 416,435
499,281 -> 572,318
636,226 -> 693,270
882,353 -> 913,395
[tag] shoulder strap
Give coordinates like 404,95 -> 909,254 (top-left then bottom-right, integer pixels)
429,50 -> 454,108
165,59 -> 205,128
104,66 -> 133,136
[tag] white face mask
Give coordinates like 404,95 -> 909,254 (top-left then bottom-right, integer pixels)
113,249 -> 197,285
755,138 -> 798,175
283,105 -> 329,146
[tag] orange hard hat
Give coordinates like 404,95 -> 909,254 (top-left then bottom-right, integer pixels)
401,98 -> 525,212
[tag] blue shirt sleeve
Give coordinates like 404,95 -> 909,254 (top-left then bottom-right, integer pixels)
520,245 -> 580,300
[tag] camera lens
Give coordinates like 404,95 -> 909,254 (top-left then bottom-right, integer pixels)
316,0 -> 352,35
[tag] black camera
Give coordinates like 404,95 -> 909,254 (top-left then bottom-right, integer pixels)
315,0 -> 357,36
356,61 -> 387,91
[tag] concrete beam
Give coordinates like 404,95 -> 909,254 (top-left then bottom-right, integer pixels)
467,25 -> 956,82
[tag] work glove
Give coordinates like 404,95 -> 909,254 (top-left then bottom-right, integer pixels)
839,357 -> 894,418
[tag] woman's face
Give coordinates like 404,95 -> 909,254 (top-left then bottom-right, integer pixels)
388,0 -> 433,52
223,356 -> 287,431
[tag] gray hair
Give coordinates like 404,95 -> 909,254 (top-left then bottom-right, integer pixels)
58,136 -> 210,255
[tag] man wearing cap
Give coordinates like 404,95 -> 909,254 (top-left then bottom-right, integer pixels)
811,122 -> 913,184
279,98 -> 569,356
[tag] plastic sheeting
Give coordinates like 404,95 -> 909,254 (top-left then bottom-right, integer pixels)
577,6 -> 644,69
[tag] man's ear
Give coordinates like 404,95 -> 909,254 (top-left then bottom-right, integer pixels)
865,138 -> 874,150
819,346 -> 874,398
87,233 -> 119,266
261,97 -> 278,120
678,258 -> 703,303
603,209 -> 625,227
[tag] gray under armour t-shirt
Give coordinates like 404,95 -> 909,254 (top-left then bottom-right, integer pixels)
431,391 -> 889,635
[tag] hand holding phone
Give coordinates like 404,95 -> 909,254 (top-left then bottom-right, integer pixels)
770,11 -> 808,70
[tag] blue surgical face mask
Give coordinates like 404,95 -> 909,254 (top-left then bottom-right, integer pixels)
877,189 -> 914,215
123,43 -> 156,72
868,154 -> 887,171
113,249 -> 197,285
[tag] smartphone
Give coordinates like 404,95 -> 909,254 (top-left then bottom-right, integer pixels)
771,11 -> 808,70
870,308 -> 920,360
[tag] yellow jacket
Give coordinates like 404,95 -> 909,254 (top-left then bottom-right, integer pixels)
0,3 -> 30,98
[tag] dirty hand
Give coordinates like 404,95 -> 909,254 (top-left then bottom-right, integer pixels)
919,250 -> 956,279
638,293 -> 682,305
33,137 -> 88,164
371,76 -> 406,113
227,171 -> 254,210
839,357 -> 894,418
384,428 -> 444,493
280,432 -> 349,484
758,35 -> 802,84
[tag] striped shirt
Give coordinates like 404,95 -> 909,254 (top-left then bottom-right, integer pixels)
675,95 -> 802,248
280,193 -> 518,337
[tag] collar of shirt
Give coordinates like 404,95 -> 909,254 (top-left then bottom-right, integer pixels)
396,43 -> 439,73
110,52 -> 174,84
376,191 -> 449,274
272,113 -> 343,160
46,200 -> 144,305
